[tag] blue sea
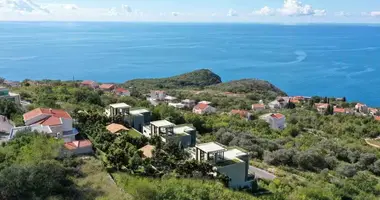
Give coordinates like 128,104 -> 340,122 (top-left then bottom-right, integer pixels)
0,22 -> 379,106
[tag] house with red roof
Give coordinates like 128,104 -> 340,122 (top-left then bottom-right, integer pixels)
193,103 -> 216,115
375,116 -> 380,121
252,103 -> 265,111
315,103 -> 329,114
63,140 -> 93,155
114,88 -> 130,96
333,107 -> 346,114
260,113 -> 286,130
81,80 -> 99,89
230,110 -> 252,120
9,108 -> 78,142
99,84 -> 116,91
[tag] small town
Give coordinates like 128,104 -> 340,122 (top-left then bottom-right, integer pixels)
1,70 -> 380,200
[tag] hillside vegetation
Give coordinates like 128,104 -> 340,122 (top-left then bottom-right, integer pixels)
123,69 -> 222,91
207,79 -> 286,95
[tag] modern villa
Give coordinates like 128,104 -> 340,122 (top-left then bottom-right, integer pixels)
142,120 -> 197,148
105,103 -> 151,132
194,142 -> 254,189
0,87 -> 21,105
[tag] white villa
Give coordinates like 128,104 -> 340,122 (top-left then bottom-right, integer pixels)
10,108 -> 78,142
260,113 -> 286,130
0,87 -> 21,105
105,103 -> 131,118
194,142 -> 254,189
142,120 -> 197,148
181,99 -> 196,108
355,103 -> 369,114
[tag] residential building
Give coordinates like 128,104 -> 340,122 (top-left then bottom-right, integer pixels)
0,115 -> 14,134
181,99 -> 196,108
230,110 -> 252,120
194,142 -> 254,189
315,103 -> 329,114
252,104 -> 265,111
3,80 -> 20,87
355,103 -> 369,114
105,103 -> 131,118
10,108 -> 78,142
99,83 -> 116,91
106,123 -> 129,135
150,90 -> 166,101
142,120 -> 197,148
114,88 -> 130,96
105,103 -> 151,132
375,116 -> 380,121
164,95 -> 177,103
333,107 -> 346,114
0,87 -> 21,105
369,108 -> 379,116
63,140 -> 93,155
168,102 -> 185,109
139,144 -> 155,159
193,103 -> 216,115
128,108 -> 151,132
81,80 -> 98,89
268,100 -> 285,109
260,113 -> 286,130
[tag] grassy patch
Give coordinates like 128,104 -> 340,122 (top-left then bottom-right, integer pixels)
127,129 -> 142,138
73,157 -> 132,200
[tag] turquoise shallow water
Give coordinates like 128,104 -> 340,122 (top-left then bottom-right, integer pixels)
0,22 -> 379,105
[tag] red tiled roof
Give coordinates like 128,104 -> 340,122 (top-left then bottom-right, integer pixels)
231,110 -> 249,117
64,140 -> 92,150
194,103 -> 209,110
375,116 -> 380,121
99,84 -> 115,89
290,99 -> 300,104
81,80 -> 95,85
292,96 -> 305,100
115,88 -> 129,93
23,108 -> 71,122
34,116 -> 62,126
271,113 -> 284,119
252,104 -> 265,108
106,123 -> 129,134
139,145 -> 155,158
334,107 -> 346,113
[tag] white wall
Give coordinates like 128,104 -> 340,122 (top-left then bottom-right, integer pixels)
217,162 -> 247,189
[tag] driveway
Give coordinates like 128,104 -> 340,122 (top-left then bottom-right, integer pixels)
249,166 -> 276,181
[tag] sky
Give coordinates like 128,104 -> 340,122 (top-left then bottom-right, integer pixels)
0,0 -> 380,23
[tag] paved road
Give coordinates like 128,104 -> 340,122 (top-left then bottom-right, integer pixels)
249,166 -> 276,181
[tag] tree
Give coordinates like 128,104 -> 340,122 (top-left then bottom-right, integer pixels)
0,99 -> 22,119
106,145 -> 129,170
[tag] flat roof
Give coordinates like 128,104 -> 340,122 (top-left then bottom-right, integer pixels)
151,120 -> 175,127
130,108 -> 150,115
173,125 -> 194,135
196,142 -> 226,153
109,103 -> 131,109
224,148 -> 247,160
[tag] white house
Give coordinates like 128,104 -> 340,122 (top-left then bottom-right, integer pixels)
268,100 -> 281,109
164,95 -> 177,103
181,99 -> 196,108
105,103 -> 131,118
150,90 -> 166,101
194,142 -> 254,189
193,103 -> 216,115
315,103 -> 329,114
10,108 -> 78,142
260,113 -> 286,130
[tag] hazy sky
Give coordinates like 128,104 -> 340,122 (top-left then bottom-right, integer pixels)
1,0 -> 380,23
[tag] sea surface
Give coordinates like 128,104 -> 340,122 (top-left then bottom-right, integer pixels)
0,22 -> 379,106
